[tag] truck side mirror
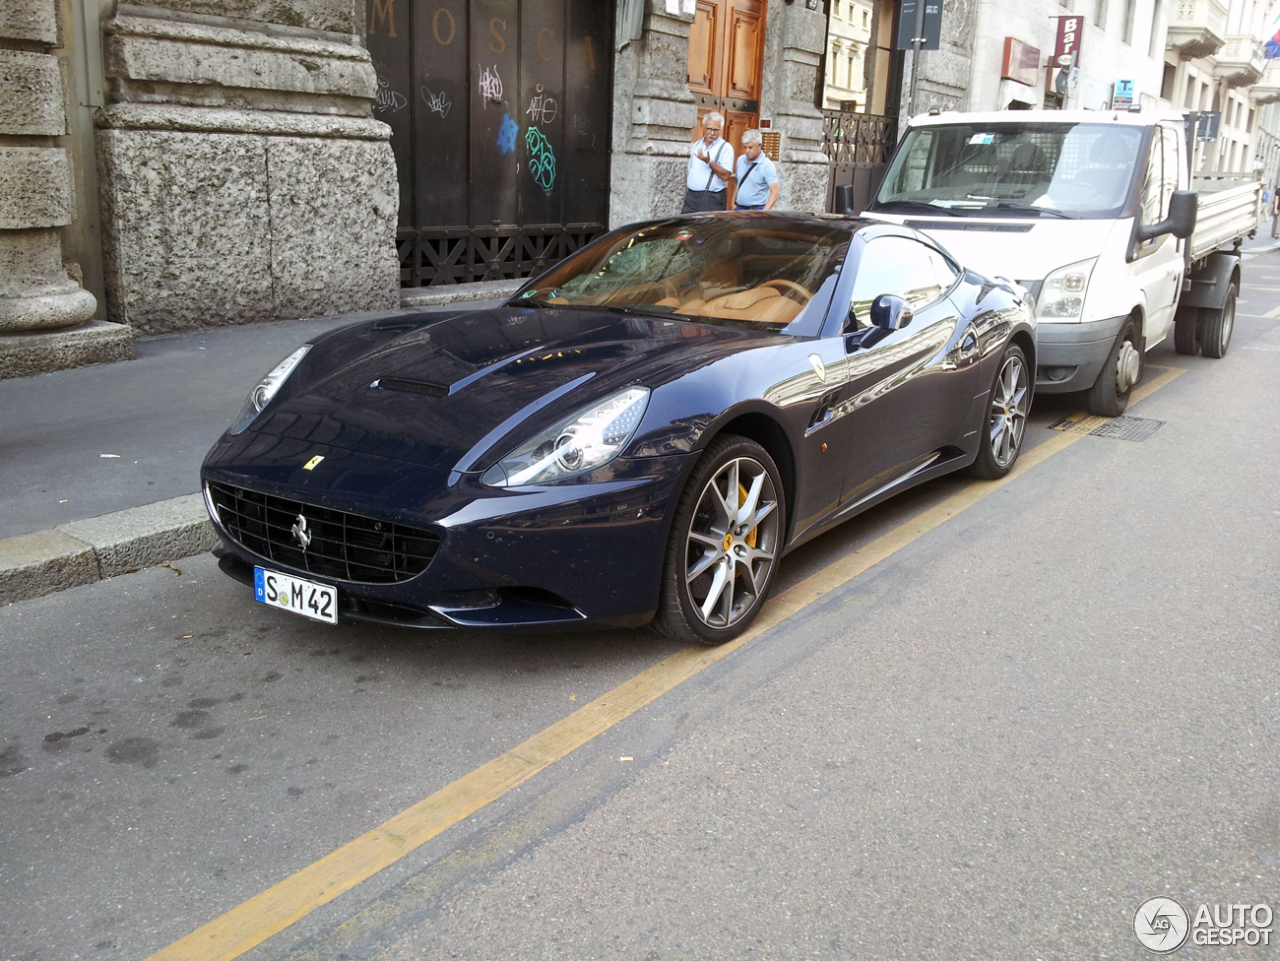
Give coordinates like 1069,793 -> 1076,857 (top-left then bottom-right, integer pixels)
1138,190 -> 1197,242
870,294 -> 913,330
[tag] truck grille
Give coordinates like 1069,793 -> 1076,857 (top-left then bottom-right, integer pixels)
206,482 -> 439,584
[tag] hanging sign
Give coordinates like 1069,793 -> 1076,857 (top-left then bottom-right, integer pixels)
1054,15 -> 1084,66
895,0 -> 942,50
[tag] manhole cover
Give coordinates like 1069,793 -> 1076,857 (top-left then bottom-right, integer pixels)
1090,415 -> 1166,441
1050,413 -> 1166,441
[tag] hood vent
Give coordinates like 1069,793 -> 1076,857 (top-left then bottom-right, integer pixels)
372,377 -> 450,397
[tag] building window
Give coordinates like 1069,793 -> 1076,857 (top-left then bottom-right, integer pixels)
1148,0 -> 1163,59
1124,0 -> 1137,44
1096,0 -> 1109,31
1184,75 -> 1195,109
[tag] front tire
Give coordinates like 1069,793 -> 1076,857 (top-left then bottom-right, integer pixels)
1086,318 -> 1142,417
1200,283 -> 1235,359
653,435 -> 785,645
968,344 -> 1030,479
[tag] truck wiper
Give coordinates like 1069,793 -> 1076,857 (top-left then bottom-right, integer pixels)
873,200 -> 965,217
991,202 -> 1075,219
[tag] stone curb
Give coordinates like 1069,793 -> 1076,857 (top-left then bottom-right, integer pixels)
399,278 -> 522,308
0,493 -> 216,606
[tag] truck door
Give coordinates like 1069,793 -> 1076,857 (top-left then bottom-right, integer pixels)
1131,125 -> 1184,345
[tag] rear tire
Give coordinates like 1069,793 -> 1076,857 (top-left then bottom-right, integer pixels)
968,344 -> 1030,480
653,435 -> 785,646
1200,283 -> 1235,359
1173,306 -> 1201,356
1086,318 -> 1142,417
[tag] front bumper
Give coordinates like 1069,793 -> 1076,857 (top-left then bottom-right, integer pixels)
1034,314 -> 1128,393
202,433 -> 697,630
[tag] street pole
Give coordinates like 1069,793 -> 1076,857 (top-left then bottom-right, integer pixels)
906,0 -> 926,119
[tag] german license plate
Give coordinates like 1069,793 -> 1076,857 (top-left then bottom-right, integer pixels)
254,567 -> 337,625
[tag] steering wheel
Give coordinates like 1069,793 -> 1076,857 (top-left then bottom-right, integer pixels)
760,279 -> 812,303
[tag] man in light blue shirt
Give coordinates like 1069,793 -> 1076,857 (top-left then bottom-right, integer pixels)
733,129 -> 779,211
681,112 -> 734,213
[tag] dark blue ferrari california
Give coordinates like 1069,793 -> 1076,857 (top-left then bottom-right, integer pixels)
202,213 -> 1035,644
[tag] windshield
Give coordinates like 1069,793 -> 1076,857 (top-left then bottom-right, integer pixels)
510,217 -> 848,335
873,122 -> 1145,218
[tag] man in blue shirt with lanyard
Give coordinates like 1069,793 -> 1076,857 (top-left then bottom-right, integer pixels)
681,111 -> 734,213
733,129 -> 779,211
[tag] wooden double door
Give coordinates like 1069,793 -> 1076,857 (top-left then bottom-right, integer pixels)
687,0 -> 767,204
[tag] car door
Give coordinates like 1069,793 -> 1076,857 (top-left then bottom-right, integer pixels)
837,235 -> 978,507
1131,125 -> 1183,345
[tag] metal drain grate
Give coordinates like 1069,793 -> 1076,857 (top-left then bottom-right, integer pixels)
1090,415 -> 1166,441
1050,413 -> 1166,442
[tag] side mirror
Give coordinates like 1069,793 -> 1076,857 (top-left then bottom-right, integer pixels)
870,294 -> 913,331
835,184 -> 856,217
1138,189 -> 1197,242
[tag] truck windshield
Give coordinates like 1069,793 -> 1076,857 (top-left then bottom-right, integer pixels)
872,122 -> 1145,218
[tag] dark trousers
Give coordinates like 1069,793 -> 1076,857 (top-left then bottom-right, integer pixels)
681,189 -> 727,213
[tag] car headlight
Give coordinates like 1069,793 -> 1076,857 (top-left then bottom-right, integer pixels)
229,345 -> 311,435
482,387 -> 651,488
1036,258 -> 1096,320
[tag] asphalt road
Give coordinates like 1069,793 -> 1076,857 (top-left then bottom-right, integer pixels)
1,264 -> 1277,961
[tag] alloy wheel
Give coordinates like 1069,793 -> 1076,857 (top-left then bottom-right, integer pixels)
988,353 -> 1029,469
684,456 -> 780,630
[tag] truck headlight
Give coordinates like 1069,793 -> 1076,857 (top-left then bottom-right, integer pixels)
1037,258 -> 1096,320
482,387 -> 650,487
229,345 -> 311,434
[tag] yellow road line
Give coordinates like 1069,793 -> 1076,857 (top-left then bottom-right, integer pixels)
146,365 -> 1185,961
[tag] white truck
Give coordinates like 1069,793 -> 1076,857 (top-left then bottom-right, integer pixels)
862,109 -> 1261,415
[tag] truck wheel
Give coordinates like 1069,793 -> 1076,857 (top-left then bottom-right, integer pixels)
1173,307 -> 1201,355
1200,283 -> 1235,359
1086,318 -> 1142,417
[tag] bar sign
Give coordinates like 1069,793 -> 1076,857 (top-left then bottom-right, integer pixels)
1055,15 -> 1084,66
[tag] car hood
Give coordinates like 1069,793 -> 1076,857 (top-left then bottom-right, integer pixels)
246,306 -> 783,471
864,212 -> 1118,281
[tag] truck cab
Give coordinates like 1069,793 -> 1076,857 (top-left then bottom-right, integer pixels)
864,109 -> 1254,416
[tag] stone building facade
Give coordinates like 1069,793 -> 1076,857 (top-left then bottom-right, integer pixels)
611,0 -> 830,227
0,0 -> 127,378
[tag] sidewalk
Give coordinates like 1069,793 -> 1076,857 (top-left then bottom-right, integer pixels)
0,280 -> 518,604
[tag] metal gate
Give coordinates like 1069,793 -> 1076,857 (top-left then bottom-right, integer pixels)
366,0 -> 613,286
822,110 -> 897,213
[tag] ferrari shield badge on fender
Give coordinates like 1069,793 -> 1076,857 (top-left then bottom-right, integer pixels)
303,455 -> 324,471
808,354 -> 826,382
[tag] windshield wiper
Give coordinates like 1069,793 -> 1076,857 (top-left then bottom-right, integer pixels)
991,202 -> 1074,219
872,200 -> 965,217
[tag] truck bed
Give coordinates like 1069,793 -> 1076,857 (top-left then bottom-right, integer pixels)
1189,175 -> 1261,263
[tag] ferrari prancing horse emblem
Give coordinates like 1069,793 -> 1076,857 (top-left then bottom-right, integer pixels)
291,514 -> 311,551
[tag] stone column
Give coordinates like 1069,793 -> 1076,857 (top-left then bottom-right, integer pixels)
0,0 -> 130,379
95,4 -> 399,335
609,3 -> 698,226
760,1 -> 832,212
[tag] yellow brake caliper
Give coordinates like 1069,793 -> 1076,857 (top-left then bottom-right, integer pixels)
739,482 -> 757,548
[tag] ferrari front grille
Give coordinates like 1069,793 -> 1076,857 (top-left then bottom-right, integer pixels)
206,482 -> 439,584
